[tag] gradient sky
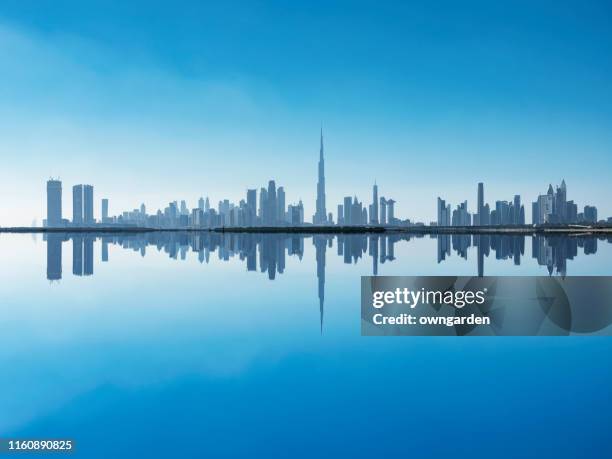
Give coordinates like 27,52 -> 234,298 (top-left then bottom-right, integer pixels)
1,0 -> 611,226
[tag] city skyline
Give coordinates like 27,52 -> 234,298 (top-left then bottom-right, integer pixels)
35,133 -> 608,229
38,168 -> 606,230
2,2 -> 612,226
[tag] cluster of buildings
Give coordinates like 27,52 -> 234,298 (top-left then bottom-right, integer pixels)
336,184 -> 400,226
437,183 -> 526,227
43,131 -> 605,229
532,180 -> 598,224
43,129 -> 406,229
437,181 -> 602,227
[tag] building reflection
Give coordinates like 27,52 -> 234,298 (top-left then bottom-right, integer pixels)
44,232 -> 610,330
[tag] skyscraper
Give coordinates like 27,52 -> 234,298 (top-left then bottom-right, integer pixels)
101,198 -> 109,223
46,179 -> 62,227
477,182 -> 485,226
380,197 -> 387,225
371,182 -> 379,224
386,199 -> 395,224
83,185 -> 94,224
437,197 -> 451,226
314,128 -> 327,224
266,180 -> 277,225
72,185 -> 83,225
277,186 -> 286,223
246,189 -> 257,226
343,196 -> 352,225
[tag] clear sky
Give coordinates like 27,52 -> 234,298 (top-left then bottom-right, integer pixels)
1,0 -> 611,226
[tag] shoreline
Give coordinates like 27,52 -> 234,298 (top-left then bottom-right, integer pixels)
1,225 -> 611,235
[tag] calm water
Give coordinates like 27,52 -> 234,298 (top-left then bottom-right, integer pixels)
1,232 -> 611,458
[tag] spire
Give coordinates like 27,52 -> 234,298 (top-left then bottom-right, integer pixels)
319,125 -> 324,161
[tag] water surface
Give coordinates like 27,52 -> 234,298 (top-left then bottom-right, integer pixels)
1,232 -> 611,458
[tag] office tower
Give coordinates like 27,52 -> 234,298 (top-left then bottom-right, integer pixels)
314,128 -> 327,224
289,206 -> 300,224
198,197 -> 205,211
266,180 -> 277,225
380,197 -> 387,225
437,197 -> 450,226
46,179 -> 62,227
556,180 -> 567,222
246,189 -> 257,226
451,201 -> 471,226
83,185 -> 94,224
72,185 -> 83,225
343,196 -> 352,225
297,200 -> 304,224
513,195 -> 520,224
277,186 -> 286,223
532,181 -> 584,225
477,182 -> 484,226
259,188 -> 267,222
204,197 -> 210,212
351,197 -> 363,225
101,198 -> 109,223
386,199 -> 395,223
337,204 -> 344,225
371,182 -> 379,224
584,206 -> 597,223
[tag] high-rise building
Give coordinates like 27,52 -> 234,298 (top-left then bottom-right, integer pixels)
246,189 -> 257,226
380,197 -> 387,225
72,184 -> 94,225
371,182 -> 379,224
259,188 -> 267,222
313,128 -> 327,224
343,196 -> 352,225
266,180 -> 277,225
437,197 -> 451,226
337,204 -> 344,225
584,205 -> 598,223
277,186 -> 286,223
101,198 -> 109,223
72,185 -> 83,225
386,199 -> 395,224
83,185 -> 94,224
451,201 -> 472,226
476,182 -> 489,225
46,179 -> 62,227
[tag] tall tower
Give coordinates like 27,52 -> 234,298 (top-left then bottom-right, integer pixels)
371,182 -> 379,224
314,128 -> 327,224
477,182 -> 484,226
46,179 -> 62,227
83,185 -> 94,224
73,185 -> 83,225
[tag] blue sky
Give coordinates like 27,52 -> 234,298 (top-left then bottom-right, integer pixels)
1,0 -> 611,225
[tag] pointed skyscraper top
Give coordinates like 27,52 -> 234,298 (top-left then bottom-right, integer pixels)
547,184 -> 554,195
561,179 -> 566,190
320,126 -> 324,160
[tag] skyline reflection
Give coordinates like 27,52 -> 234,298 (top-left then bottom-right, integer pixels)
41,232 -> 611,333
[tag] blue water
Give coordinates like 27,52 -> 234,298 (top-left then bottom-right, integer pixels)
1,233 -> 611,458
